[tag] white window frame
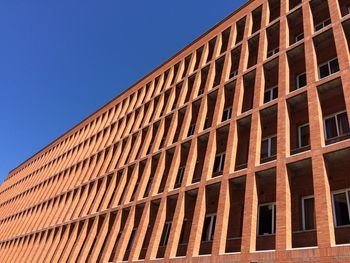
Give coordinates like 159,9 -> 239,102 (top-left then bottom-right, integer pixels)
267,47 -> 279,57
257,202 -> 276,236
298,123 -> 310,148
261,134 -> 277,158
264,85 -> 278,104
160,221 -> 172,246
301,195 -> 315,231
331,188 -> 350,227
314,18 -> 331,32
323,110 -> 348,140
295,32 -> 304,43
213,152 -> 225,173
296,72 -> 307,89
188,123 -> 196,137
222,107 -> 232,122
203,213 -> 217,241
318,57 -> 338,80
175,166 -> 185,185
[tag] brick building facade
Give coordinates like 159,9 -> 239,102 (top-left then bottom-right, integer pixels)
1,0 -> 350,262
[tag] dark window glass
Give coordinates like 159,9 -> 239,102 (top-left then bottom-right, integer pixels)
160,222 -> 172,246
159,138 -> 166,149
126,229 -> 137,251
299,124 -> 310,147
334,192 -> 350,226
324,18 -> 331,26
264,90 -> 271,103
270,136 -> 277,156
211,215 -> 216,240
144,177 -> 153,197
230,70 -> 238,78
272,87 -> 278,100
202,216 -> 211,241
147,143 -> 153,155
303,197 -> 315,230
175,167 -> 185,186
213,154 -> 225,174
315,23 -> 323,31
258,204 -> 275,235
330,59 -> 339,74
188,124 -> 195,137
319,64 -> 330,79
337,112 -> 350,135
325,117 -> 338,139
264,87 -> 277,104
222,107 -> 232,122
192,161 -> 200,183
201,214 -> 216,241
297,73 -> 307,88
295,32 -> 304,42
204,118 -> 210,129
179,220 -> 187,244
261,139 -> 269,159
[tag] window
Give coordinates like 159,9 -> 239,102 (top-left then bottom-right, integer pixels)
144,177 -> 153,197
160,221 -> 172,246
298,123 -> 310,148
258,203 -> 276,235
159,138 -> 166,149
267,47 -> 279,58
348,6 -> 350,15
324,111 -> 350,140
126,228 -> 137,251
261,135 -> 277,160
295,32 -> 304,43
188,123 -> 196,137
160,109 -> 165,116
130,181 -> 140,201
192,161 -> 201,183
222,107 -> 232,122
147,142 -> 153,155
179,219 -> 188,244
318,58 -> 339,79
302,196 -> 315,230
263,86 -> 278,104
332,190 -> 350,227
230,70 -> 238,79
204,118 -> 210,130
296,72 -> 307,89
314,18 -> 331,32
198,88 -> 204,96
175,166 -> 185,186
213,153 -> 225,174
202,214 -> 216,241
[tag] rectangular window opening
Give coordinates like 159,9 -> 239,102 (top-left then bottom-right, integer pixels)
258,203 -> 276,235
201,214 -> 217,242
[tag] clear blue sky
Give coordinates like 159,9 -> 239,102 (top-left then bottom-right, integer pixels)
0,0 -> 245,183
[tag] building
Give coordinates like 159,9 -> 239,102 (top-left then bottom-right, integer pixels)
1,0 -> 350,262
